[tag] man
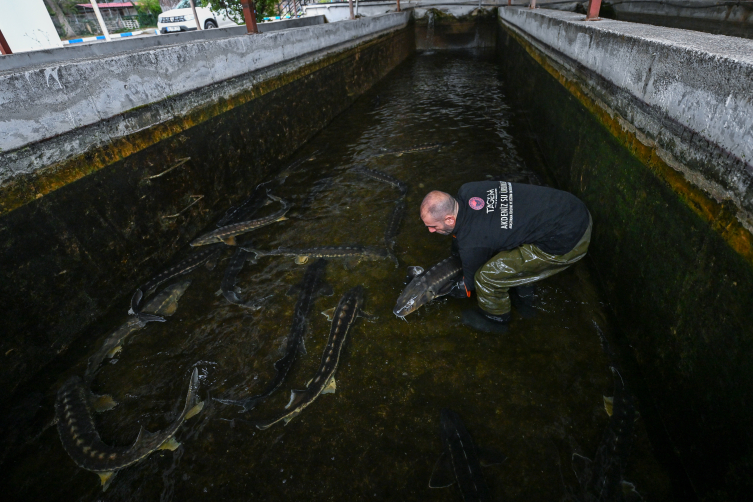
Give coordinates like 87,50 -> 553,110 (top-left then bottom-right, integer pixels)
420,181 -> 591,331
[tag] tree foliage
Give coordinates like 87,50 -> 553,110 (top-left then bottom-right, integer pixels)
205,0 -> 279,23
136,0 -> 163,16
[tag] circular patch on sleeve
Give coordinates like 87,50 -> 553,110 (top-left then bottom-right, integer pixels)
468,197 -> 485,210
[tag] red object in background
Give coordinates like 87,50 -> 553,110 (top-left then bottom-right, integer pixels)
0,29 -> 11,55
586,0 -> 602,19
240,0 -> 259,33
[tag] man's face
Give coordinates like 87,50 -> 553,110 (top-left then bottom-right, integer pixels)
422,212 -> 455,235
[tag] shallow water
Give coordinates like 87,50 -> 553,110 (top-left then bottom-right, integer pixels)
1,50 -> 672,501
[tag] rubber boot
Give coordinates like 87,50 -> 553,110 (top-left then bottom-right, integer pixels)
461,308 -> 510,334
511,284 -> 537,319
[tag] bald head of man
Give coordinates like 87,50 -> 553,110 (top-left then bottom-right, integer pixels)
420,191 -> 458,235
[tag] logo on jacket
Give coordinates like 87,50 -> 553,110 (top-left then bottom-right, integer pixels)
468,197 -> 485,210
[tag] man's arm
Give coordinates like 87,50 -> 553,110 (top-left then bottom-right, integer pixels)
459,247 -> 495,292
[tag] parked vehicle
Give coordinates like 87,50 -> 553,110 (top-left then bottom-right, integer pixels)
157,0 -> 236,34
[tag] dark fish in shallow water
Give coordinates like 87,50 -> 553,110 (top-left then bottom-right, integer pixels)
372,142 -> 450,158
297,175 -> 335,216
129,247 -> 221,322
430,409 -> 506,502
220,248 -> 266,309
243,245 -> 391,265
352,166 -> 408,195
87,280 -> 192,392
393,256 -> 463,318
571,367 -> 640,502
216,259 -> 331,412
275,150 -> 320,181
216,183 -> 276,228
384,198 -> 405,265
56,368 -> 203,492
190,194 -> 290,247
253,286 -> 364,430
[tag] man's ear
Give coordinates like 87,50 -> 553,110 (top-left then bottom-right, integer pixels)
445,214 -> 456,225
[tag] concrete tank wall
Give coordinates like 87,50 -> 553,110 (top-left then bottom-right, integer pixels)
497,7 -> 753,498
0,13 -> 414,403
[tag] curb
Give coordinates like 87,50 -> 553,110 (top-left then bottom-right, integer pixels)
63,29 -> 159,45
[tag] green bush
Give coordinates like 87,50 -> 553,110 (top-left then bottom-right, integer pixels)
205,0 -> 278,24
136,0 -> 163,16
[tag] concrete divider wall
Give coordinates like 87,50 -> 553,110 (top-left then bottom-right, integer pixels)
0,12 -> 413,403
0,16 -> 327,73
0,13 -> 408,201
497,7 -> 753,496
500,8 -> 753,234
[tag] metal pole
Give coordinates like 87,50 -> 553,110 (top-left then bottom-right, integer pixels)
90,0 -> 112,41
240,0 -> 259,33
586,0 -> 602,20
0,29 -> 12,55
349,0 -> 355,19
189,0 -> 202,30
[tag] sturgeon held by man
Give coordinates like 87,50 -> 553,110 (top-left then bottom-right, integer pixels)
430,409 -> 506,502
56,368 -> 204,491
190,193 -> 291,247
243,245 -> 392,265
253,286 -> 365,430
129,247 -> 221,323
216,259 -> 331,412
393,256 -> 463,318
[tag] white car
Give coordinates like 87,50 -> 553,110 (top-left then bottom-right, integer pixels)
157,0 -> 237,34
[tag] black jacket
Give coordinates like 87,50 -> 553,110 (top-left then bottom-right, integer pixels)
451,181 -> 590,290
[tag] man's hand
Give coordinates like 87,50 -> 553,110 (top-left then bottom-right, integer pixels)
448,279 -> 470,299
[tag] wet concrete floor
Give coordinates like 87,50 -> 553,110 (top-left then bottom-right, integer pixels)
0,49 -> 673,501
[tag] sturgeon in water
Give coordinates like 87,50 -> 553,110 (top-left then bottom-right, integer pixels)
393,256 -> 463,318
55,368 -> 204,491
384,198 -> 405,266
352,166 -> 408,195
220,247 -> 268,309
129,247 -> 221,323
216,184 -> 276,228
571,367 -> 640,502
372,142 -> 450,158
243,245 -> 392,265
87,280 -> 192,389
254,286 -> 365,430
216,259 -> 331,412
190,194 -> 290,247
429,409 -> 506,502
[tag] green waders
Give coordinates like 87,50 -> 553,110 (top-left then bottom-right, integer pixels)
474,216 -> 592,316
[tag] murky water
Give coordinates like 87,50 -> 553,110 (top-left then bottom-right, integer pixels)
1,50 -> 673,501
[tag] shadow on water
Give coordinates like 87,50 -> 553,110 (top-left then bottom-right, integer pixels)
0,50 -> 673,501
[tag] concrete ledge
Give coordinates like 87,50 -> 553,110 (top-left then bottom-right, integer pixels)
0,16 -> 326,74
0,13 -> 408,203
612,0 -> 753,25
499,7 -> 753,241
